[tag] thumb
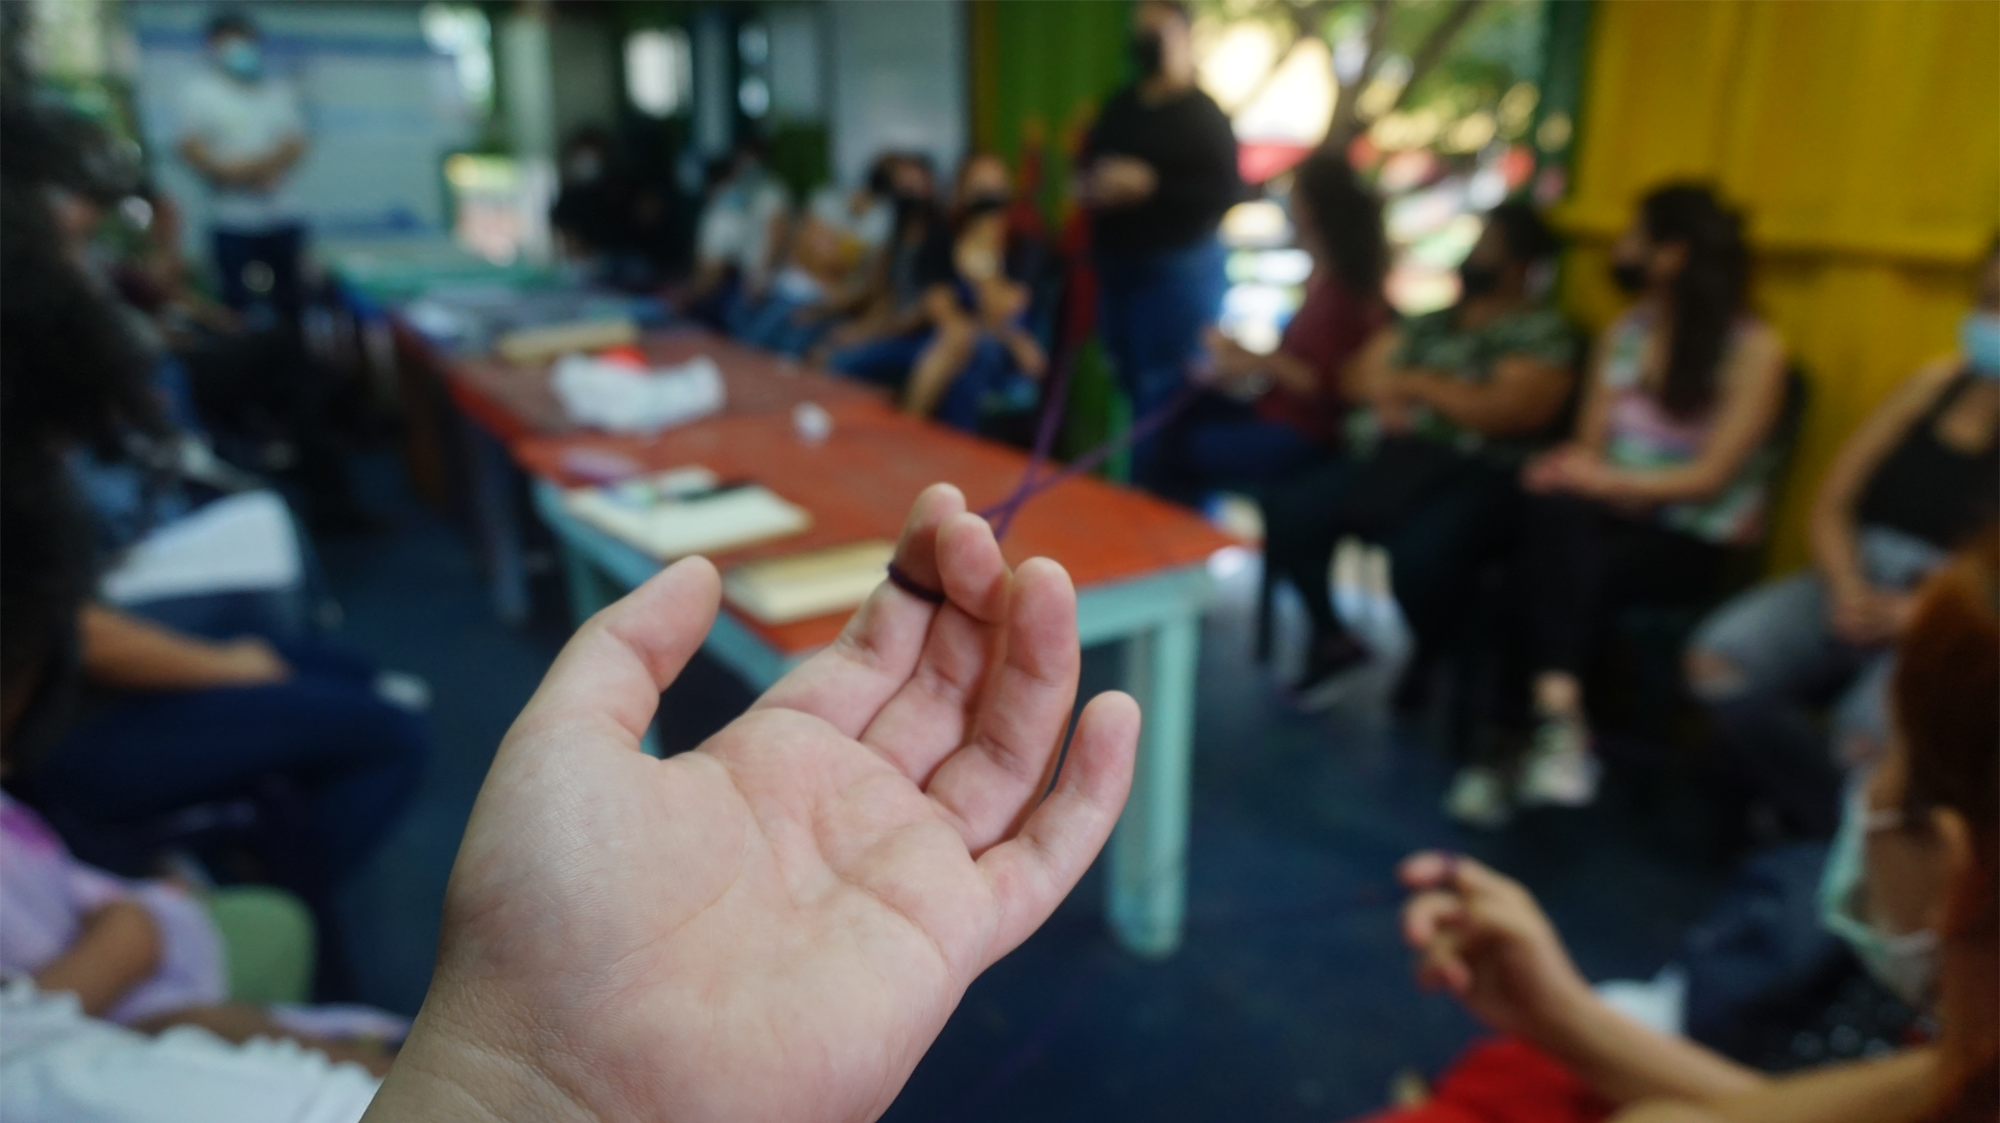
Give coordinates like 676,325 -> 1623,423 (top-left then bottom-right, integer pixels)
511,557 -> 722,750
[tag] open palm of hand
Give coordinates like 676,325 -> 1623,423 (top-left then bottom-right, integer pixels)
367,485 -> 1138,1123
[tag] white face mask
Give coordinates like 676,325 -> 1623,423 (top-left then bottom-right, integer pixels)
1817,787 -> 1940,1007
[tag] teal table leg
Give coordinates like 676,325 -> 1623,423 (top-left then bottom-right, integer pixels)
558,540 -> 617,627
1107,612 -> 1200,958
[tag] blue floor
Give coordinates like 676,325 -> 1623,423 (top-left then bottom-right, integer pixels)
323,455 -> 1734,1121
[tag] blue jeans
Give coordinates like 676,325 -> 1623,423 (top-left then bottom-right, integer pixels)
1094,238 -> 1227,487
827,331 -> 931,391
34,641 -> 428,885
213,224 -> 306,328
935,335 -> 1019,432
734,293 -> 829,357
1688,527 -> 1945,835
1158,393 -> 1324,504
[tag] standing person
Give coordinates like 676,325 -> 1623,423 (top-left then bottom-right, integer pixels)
1080,0 -> 1243,488
175,11 -> 310,329
1474,184 -> 1788,820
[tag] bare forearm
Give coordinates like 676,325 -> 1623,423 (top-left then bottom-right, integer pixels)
1808,504 -> 1868,594
1543,994 -> 1764,1107
1598,462 -> 1735,505
1263,349 -> 1327,398
1612,1048 -> 1936,1123
81,605 -> 281,689
34,902 -> 162,1016
1404,373 -> 1530,435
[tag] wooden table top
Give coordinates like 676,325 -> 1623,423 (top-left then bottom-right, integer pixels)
436,327 -> 888,443
430,326 -> 1239,653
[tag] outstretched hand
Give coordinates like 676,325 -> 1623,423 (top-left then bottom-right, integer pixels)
366,485 -> 1140,1123
1398,851 -> 1594,1041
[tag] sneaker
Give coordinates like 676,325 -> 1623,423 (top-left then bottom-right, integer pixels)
1515,716 -> 1601,807
374,670 -> 433,713
1443,765 -> 1512,828
1289,631 -> 1373,712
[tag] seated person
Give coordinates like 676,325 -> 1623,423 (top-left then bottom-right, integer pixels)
0,783 -> 402,1071
1379,534 -> 1997,1123
1464,184 -> 1787,822
683,138 -> 792,327
818,161 -> 948,381
733,153 -> 902,356
16,604 -> 427,890
1686,238 -> 2000,838
549,127 -> 646,287
0,449 -> 386,1111
892,153 -> 1050,430
59,171 -> 371,536
1259,200 -> 1574,709
1172,148 -> 1390,500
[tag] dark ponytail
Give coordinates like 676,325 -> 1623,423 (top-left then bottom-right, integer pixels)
1640,184 -> 1749,418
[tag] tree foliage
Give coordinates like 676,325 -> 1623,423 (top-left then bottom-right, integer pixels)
1191,0 -> 1544,149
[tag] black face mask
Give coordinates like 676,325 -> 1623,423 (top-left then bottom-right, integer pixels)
1458,261 -> 1502,298
961,191 -> 1010,218
1130,31 -> 1164,77
868,166 -> 898,198
1609,259 -> 1649,294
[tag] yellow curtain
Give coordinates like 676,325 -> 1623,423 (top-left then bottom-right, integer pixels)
1555,0 -> 2000,571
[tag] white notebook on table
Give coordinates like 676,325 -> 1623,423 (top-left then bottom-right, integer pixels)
562,468 -> 810,561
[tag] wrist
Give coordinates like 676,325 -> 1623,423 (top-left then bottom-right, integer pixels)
1531,974 -> 1624,1061
363,992 -> 598,1123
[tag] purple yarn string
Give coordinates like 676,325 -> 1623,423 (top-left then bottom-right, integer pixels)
977,384 -> 1196,536
984,342 -> 1081,539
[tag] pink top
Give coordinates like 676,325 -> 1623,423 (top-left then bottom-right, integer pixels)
0,793 -> 226,1024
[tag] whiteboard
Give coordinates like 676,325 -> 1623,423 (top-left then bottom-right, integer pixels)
127,2 -> 475,253
826,0 -> 965,187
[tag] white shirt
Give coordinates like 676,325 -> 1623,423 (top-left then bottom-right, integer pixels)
806,185 -> 892,256
176,68 -> 307,232
695,171 -> 791,289
0,980 -> 380,1123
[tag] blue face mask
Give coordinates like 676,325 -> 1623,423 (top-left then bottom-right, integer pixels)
1817,786 -> 1940,1008
217,39 -> 263,82
1961,311 -> 2000,379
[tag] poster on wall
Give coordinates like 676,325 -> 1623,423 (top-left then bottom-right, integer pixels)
127,2 -> 475,254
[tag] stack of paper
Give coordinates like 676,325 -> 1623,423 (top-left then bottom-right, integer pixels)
724,540 -> 896,625
497,318 -> 638,363
563,468 -> 809,560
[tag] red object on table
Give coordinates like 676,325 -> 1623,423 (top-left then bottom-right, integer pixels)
427,327 -> 1240,654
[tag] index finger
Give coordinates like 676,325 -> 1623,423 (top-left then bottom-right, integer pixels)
752,483 -> 964,737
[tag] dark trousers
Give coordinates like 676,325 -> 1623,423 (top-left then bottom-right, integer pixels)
1094,238 -> 1226,489
32,641 -> 426,885
1510,493 -> 1728,681
1155,393 -> 1326,506
213,224 -> 306,326
1262,440 -> 1514,655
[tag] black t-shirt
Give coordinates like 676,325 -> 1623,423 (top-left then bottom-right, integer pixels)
1082,85 -> 1243,256
1856,369 -> 2000,549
